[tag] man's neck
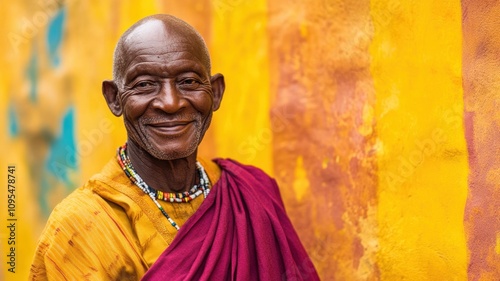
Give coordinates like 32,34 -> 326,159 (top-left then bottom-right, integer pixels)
126,141 -> 198,193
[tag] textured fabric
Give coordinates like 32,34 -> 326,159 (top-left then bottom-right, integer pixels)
142,159 -> 320,281
29,157 -> 221,280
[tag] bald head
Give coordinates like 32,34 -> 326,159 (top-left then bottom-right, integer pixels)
112,14 -> 211,87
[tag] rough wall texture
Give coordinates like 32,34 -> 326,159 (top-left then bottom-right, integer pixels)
462,1 -> 500,280
267,1 -> 378,279
371,1 -> 469,279
0,1 -> 498,280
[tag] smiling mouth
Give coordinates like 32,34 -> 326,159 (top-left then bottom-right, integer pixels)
146,121 -> 194,134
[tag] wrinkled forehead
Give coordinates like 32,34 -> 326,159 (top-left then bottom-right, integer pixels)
122,19 -> 205,67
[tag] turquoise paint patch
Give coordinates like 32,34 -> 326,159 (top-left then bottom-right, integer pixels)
45,106 -> 78,188
8,103 -> 19,137
47,8 -> 66,67
39,176 -> 51,216
26,51 -> 38,102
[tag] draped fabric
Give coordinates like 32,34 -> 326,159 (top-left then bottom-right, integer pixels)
143,159 -> 319,281
29,157 -> 221,280
29,156 -> 316,280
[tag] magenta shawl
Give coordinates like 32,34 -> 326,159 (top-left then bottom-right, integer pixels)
142,159 -> 320,281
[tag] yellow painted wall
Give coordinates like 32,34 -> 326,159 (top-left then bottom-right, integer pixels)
371,1 -> 468,279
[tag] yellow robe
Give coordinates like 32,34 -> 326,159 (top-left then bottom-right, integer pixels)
29,158 -> 221,280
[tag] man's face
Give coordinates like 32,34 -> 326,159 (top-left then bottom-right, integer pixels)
116,20 -> 217,160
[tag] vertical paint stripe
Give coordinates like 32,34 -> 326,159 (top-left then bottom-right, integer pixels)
47,7 -> 66,67
210,0 -> 272,174
370,0 -> 468,279
462,1 -> 500,279
8,102 -> 19,137
268,1 -> 378,279
44,106 -> 78,216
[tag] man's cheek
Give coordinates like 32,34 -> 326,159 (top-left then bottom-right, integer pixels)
201,113 -> 212,130
124,119 -> 143,139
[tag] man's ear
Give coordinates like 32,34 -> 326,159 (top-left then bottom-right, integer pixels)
102,80 -> 123,116
210,73 -> 225,111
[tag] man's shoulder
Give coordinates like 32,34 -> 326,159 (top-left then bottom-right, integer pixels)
213,158 -> 273,181
32,165 -> 145,280
44,185 -> 106,227
213,158 -> 282,200
43,158 -> 124,229
33,188 -> 105,260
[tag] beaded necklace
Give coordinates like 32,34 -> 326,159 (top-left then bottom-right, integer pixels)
116,144 -> 210,230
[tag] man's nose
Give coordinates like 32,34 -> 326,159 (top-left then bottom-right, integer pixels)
153,81 -> 187,113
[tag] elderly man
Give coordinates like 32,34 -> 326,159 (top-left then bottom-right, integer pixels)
30,14 -> 319,280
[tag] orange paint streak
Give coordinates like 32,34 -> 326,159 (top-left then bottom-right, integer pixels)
462,1 -> 500,279
267,1 -> 378,279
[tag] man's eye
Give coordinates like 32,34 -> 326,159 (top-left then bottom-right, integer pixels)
181,79 -> 199,86
135,81 -> 154,88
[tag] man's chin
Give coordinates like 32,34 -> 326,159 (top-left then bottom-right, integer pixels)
138,128 -> 202,160
145,142 -> 198,161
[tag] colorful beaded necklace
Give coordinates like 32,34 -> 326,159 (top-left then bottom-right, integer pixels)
116,144 -> 210,230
